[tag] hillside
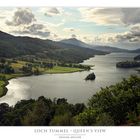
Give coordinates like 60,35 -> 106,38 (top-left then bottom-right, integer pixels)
93,45 -> 129,53
60,38 -> 93,48
130,48 -> 140,53
0,31 -> 107,63
61,38 -> 129,53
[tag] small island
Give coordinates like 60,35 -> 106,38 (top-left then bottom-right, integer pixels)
116,61 -> 140,68
134,55 -> 140,61
85,72 -> 96,80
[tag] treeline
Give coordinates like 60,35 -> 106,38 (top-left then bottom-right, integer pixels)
0,75 -> 140,126
77,75 -> 140,126
21,62 -> 55,75
0,97 -> 85,126
0,58 -> 15,74
58,63 -> 91,70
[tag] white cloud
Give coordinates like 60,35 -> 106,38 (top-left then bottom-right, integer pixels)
1,8 -> 53,39
63,27 -> 80,32
79,8 -> 123,25
121,8 -> 140,25
6,8 -> 36,26
79,8 -> 140,26
90,26 -> 140,46
39,7 -> 62,17
12,23 -> 50,38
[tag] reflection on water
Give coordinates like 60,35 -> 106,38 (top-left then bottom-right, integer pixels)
0,53 -> 139,106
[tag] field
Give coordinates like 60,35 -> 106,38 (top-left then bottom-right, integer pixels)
0,80 -> 5,97
10,61 -> 85,74
43,66 -> 83,74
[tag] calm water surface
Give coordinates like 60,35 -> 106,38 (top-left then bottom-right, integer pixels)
0,53 -> 139,106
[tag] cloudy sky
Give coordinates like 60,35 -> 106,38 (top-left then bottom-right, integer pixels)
0,7 -> 140,49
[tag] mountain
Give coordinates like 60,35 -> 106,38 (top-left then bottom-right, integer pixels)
93,46 -> 129,53
129,48 -> 140,53
0,31 -> 107,63
60,38 -> 93,48
61,38 -> 129,53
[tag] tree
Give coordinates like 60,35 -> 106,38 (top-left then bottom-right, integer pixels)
95,113 -> 114,126
75,109 -> 97,125
0,58 -> 6,64
33,68 -> 40,75
49,113 -> 75,126
21,100 -> 52,126
88,75 -> 140,125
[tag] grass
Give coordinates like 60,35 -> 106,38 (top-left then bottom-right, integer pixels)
0,80 -> 5,97
10,61 -> 87,74
11,61 -> 27,72
0,73 -> 24,80
11,61 -> 24,68
43,66 -> 84,74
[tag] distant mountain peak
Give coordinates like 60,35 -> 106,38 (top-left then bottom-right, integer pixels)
60,38 -> 93,49
61,38 -> 82,43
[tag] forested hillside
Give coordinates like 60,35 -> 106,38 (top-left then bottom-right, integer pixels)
0,31 -> 107,63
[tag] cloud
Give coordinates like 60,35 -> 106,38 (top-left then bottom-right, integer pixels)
3,8 -> 51,38
64,28 -> 75,32
115,25 -> 140,42
79,8 -> 140,26
6,8 -> 36,26
79,8 -> 123,25
0,9 -> 13,19
26,23 -> 44,32
47,7 -> 60,14
12,23 -> 50,38
121,8 -> 140,25
40,7 -> 61,17
91,25 -> 140,45
0,15 -> 6,19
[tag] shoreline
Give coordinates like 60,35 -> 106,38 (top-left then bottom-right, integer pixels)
0,80 -> 8,98
0,73 -> 31,98
0,66 -> 92,98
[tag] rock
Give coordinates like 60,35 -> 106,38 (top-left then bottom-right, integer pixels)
85,72 -> 96,80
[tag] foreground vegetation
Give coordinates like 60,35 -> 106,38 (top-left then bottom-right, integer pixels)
0,75 -> 140,126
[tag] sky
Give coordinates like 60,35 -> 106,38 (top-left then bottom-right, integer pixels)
0,7 -> 140,49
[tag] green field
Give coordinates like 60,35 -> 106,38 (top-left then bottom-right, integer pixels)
43,66 -> 84,74
0,80 -> 5,97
